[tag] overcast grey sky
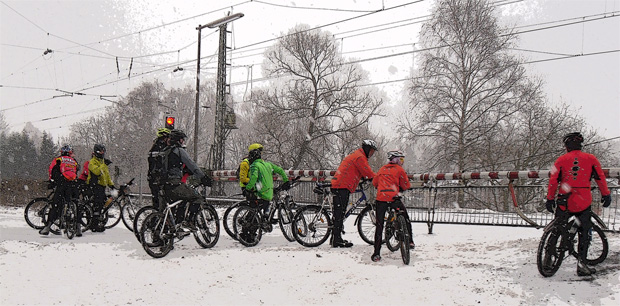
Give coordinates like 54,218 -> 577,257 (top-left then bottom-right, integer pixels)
1,0 -> 618,140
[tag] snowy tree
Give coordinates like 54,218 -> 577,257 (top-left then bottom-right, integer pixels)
400,0 -> 541,172
255,24 -> 383,169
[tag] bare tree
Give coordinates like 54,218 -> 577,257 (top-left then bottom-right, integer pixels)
255,24 -> 383,169
400,0 -> 539,173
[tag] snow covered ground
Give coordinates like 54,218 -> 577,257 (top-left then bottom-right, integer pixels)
0,206 -> 618,306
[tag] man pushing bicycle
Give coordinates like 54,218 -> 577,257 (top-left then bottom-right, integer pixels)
546,132 -> 611,276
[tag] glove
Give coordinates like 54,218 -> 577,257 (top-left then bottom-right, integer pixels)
545,199 -> 556,213
242,188 -> 251,198
201,176 -> 213,187
47,180 -> 55,190
601,195 -> 612,208
104,159 -> 112,165
280,181 -> 291,191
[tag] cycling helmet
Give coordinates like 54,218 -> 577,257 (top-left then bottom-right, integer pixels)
93,144 -> 106,158
563,132 -> 584,151
362,139 -> 378,151
248,148 -> 262,162
60,144 -> 73,156
387,150 -> 405,165
248,143 -> 264,152
169,129 -> 187,142
157,128 -> 171,138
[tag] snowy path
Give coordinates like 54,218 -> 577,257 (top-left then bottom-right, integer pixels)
1,206 -> 618,305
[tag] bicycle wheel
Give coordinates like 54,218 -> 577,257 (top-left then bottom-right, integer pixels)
194,205 -> 220,248
567,222 -> 609,266
63,201 -> 78,240
385,220 -> 399,252
356,206 -> 376,245
223,201 -> 242,240
536,227 -> 565,277
278,204 -> 296,242
24,198 -> 50,229
133,206 -> 157,242
77,202 -> 93,233
102,201 -> 122,229
292,205 -> 332,247
397,214 -> 411,265
140,212 -> 174,258
233,206 -> 262,247
120,197 -> 140,232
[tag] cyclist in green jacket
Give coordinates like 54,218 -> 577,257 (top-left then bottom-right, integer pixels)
244,144 -> 289,226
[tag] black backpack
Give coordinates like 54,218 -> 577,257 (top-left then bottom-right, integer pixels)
148,146 -> 173,185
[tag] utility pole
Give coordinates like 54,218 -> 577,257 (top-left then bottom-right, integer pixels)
205,13 -> 243,173
195,12 -> 244,164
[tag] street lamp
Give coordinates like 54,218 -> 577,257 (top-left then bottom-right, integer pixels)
194,13 -> 244,162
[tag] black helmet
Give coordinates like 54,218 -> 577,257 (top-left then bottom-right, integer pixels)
93,144 -> 106,158
169,129 -> 187,142
248,148 -> 262,162
60,144 -> 73,156
563,132 -> 584,151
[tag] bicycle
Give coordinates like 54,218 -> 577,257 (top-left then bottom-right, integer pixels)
25,187 -> 93,234
43,197 -> 79,239
232,177 -> 301,246
536,210 -> 609,277
383,197 -> 413,265
222,197 -> 244,241
291,179 -> 375,247
139,195 -> 220,258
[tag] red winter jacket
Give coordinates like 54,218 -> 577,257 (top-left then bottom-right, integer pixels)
331,148 -> 375,192
48,156 -> 78,182
547,150 -> 610,213
373,163 -> 411,202
78,160 -> 90,181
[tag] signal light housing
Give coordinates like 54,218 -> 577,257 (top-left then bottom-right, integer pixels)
165,116 -> 175,129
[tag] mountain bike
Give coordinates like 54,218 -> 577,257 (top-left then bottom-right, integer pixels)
115,178 -> 144,231
25,188 -> 92,234
43,198 -> 79,239
222,198 -> 245,241
139,198 -> 220,258
536,210 -> 609,277
384,198 -> 413,265
232,177 -> 301,246
291,179 -> 375,247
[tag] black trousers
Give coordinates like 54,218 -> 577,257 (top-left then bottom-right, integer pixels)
331,188 -> 350,243
373,200 -> 413,256
48,181 -> 78,226
163,183 -> 204,223
555,206 -> 593,262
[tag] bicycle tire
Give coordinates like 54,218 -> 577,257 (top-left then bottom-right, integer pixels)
385,219 -> 399,252
24,198 -> 49,229
233,205 -> 262,247
278,204 -> 296,242
63,201 -> 78,240
102,201 -> 122,229
292,205 -> 332,247
194,205 -> 220,248
567,222 -> 608,266
120,197 -> 139,232
140,212 -> 174,258
223,201 -> 243,240
356,206 -> 376,245
77,202 -> 93,233
133,206 -> 157,242
397,214 -> 411,265
536,227 -> 565,277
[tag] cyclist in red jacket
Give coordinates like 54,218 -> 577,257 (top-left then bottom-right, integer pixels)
330,140 -> 377,248
371,150 -> 414,262
40,145 -> 79,236
546,132 -> 612,276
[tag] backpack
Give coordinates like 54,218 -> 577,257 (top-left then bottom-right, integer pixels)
148,146 -> 173,185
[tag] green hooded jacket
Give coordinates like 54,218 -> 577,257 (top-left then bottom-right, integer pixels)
245,159 -> 288,201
